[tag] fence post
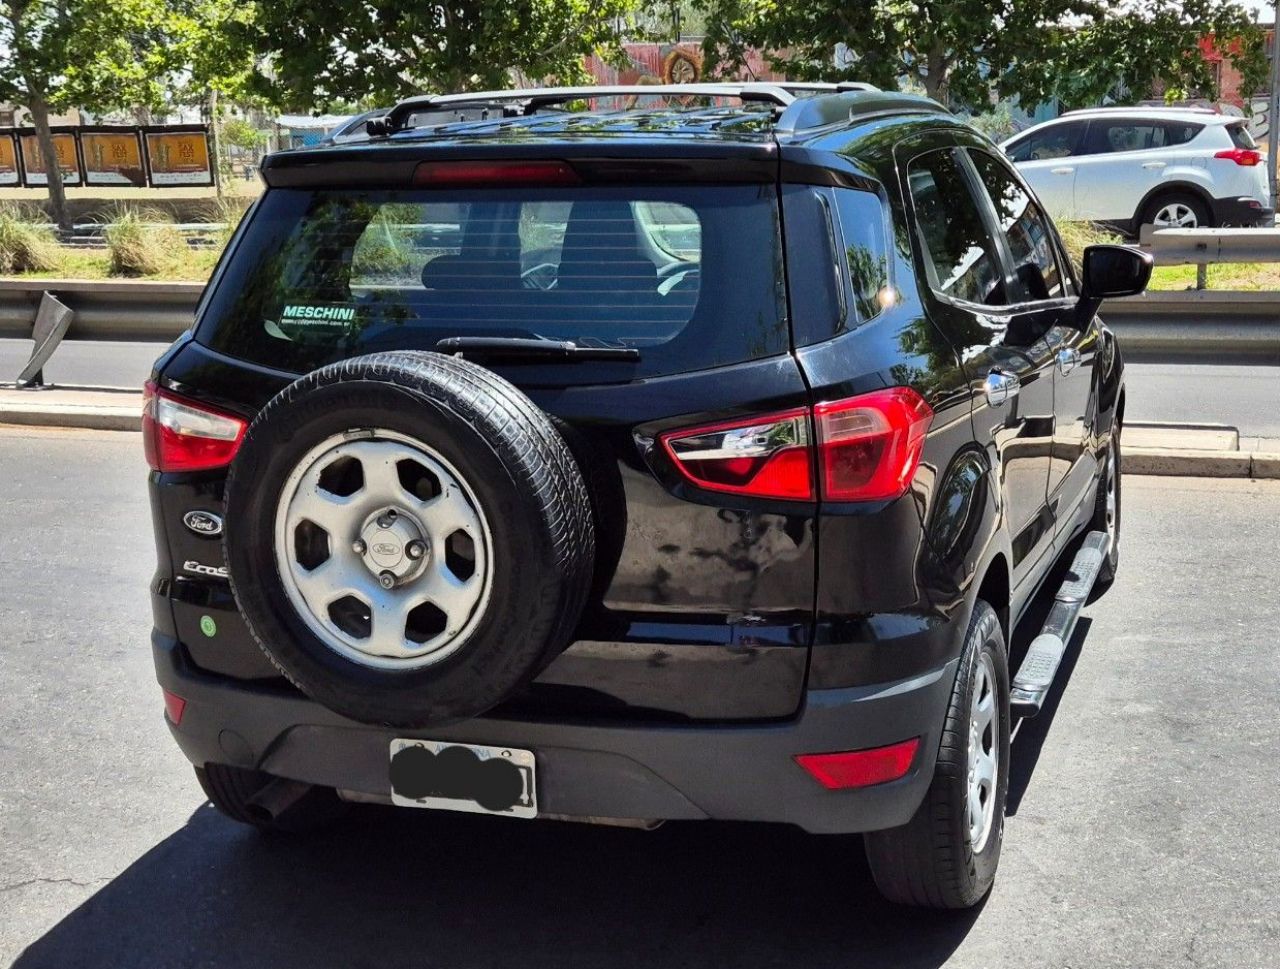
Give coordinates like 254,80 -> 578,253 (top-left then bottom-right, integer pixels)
1196,262 -> 1208,291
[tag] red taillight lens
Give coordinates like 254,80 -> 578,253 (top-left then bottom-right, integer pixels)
412,160 -> 581,187
162,689 -> 186,725
815,388 -> 932,501
795,738 -> 920,790
658,388 -> 933,503
1214,148 -> 1261,166
143,381 -> 247,472
659,407 -> 814,500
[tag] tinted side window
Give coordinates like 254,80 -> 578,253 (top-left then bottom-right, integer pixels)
1228,122 -> 1258,149
907,149 -> 1008,307
831,188 -> 890,324
1006,122 -> 1084,163
1086,121 -> 1198,154
967,149 -> 1065,302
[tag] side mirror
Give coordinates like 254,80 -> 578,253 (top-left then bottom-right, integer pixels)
1075,244 -> 1152,328
1080,244 -> 1152,299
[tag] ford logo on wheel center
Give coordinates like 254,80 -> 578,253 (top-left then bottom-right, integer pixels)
183,510 -> 224,537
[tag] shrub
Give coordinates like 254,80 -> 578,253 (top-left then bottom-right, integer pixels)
103,206 -> 185,276
0,204 -> 60,274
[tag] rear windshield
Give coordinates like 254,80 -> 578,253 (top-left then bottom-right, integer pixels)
195,185 -> 788,378
1228,122 -> 1258,150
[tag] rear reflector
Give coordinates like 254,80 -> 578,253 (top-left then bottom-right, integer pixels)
162,689 -> 186,725
795,738 -> 920,790
143,381 -> 248,472
413,160 -> 581,187
1214,148 -> 1261,166
658,387 -> 932,503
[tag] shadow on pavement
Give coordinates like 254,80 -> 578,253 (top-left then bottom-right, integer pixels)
14,805 -> 981,969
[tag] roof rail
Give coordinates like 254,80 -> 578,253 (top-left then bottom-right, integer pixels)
775,89 -> 948,134
373,84 -> 809,134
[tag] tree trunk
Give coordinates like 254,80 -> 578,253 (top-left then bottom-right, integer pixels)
209,88 -> 224,198
27,95 -> 70,232
922,45 -> 950,107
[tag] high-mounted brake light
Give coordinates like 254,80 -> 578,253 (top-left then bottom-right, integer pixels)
143,381 -> 248,472
1214,148 -> 1261,166
412,160 -> 581,187
658,387 -> 932,503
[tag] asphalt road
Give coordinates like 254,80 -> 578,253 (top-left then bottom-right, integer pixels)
3,338 -> 1278,438
2,427 -> 1280,967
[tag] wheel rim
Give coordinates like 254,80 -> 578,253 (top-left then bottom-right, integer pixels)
967,651 -> 999,853
273,430 -> 494,671
1153,202 -> 1199,228
1105,439 -> 1119,549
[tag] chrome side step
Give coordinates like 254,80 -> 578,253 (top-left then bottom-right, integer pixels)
1010,530 -> 1110,719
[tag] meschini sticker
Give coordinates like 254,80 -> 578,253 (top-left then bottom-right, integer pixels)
279,303 -> 360,328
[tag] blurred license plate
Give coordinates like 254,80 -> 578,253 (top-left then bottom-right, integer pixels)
389,739 -> 536,818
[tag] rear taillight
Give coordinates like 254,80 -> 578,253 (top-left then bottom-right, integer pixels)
658,387 -> 932,503
142,380 -> 247,472
1214,148 -> 1261,166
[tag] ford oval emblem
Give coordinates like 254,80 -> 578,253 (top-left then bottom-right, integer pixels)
184,510 -> 224,537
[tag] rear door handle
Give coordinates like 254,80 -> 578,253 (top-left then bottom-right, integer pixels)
1057,347 -> 1081,375
1141,161 -> 1167,169
985,370 -> 1020,407
1050,167 -> 1074,175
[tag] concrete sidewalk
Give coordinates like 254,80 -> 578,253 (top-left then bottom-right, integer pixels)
1,387 -> 1277,478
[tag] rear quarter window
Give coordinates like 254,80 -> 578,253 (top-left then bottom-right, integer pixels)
196,185 -> 787,379
1228,122 -> 1259,150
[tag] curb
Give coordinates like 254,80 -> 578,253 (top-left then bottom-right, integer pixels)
0,402 -> 140,432
1125,448 -> 1280,480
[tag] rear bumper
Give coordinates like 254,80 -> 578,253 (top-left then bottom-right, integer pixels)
153,632 -> 957,834
1210,195 -> 1273,226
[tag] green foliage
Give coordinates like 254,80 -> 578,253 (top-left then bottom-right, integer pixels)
1054,221 -> 1122,274
103,206 -> 186,277
220,117 -> 267,152
242,0 -> 640,108
968,103 -> 1018,142
696,0 -> 1265,109
0,205 -> 60,275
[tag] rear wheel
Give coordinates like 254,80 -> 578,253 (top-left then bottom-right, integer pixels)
1139,192 -> 1210,232
195,764 -> 347,833
864,600 -> 1010,909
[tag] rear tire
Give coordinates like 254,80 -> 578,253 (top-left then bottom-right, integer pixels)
196,764 -> 347,833
863,600 -> 1010,909
1138,192 -> 1210,232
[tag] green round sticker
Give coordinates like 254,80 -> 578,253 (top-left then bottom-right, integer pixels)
199,615 -> 217,638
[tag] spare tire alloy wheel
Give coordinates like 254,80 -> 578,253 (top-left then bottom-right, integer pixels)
224,351 -> 595,728
275,430 -> 493,670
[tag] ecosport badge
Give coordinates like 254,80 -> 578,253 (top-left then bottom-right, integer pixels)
183,510 -> 224,537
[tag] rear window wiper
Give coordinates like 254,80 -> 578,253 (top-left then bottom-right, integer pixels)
435,336 -> 640,362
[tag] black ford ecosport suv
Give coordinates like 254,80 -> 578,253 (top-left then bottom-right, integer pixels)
144,83 -> 1149,909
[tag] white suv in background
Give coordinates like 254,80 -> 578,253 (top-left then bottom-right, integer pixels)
1001,107 -> 1271,233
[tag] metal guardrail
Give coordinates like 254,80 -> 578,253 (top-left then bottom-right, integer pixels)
1139,226 -> 1280,289
0,279 -> 203,344
3,257 -> 1279,386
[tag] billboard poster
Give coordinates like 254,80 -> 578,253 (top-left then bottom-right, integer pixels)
81,129 -> 146,187
18,130 -> 81,186
143,128 -> 213,186
0,133 -> 20,186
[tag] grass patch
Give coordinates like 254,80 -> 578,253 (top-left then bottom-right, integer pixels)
102,205 -> 188,276
0,203 -> 61,273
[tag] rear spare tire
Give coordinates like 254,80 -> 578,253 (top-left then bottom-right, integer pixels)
223,351 -> 594,727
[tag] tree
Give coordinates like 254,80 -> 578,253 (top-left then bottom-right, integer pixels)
0,0 -> 182,229
242,0 -> 639,109
696,0 -> 1266,111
